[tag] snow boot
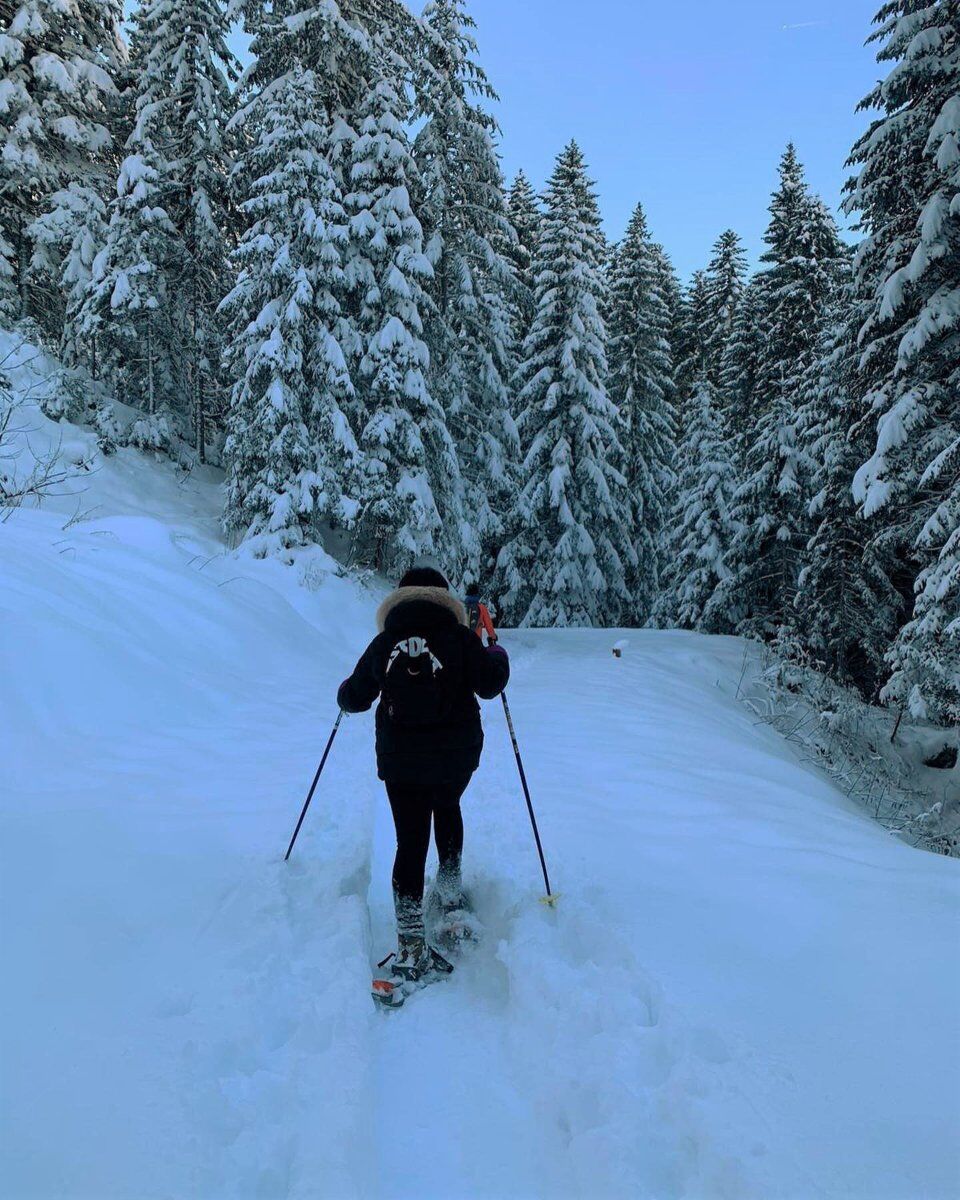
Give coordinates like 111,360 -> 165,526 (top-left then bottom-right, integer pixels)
393,934 -> 431,981
371,934 -> 453,1010
394,934 -> 453,980
426,883 -> 479,951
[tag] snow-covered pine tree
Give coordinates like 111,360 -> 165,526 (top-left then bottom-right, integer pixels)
651,242 -> 683,340
80,0 -> 237,455
343,71 -> 462,575
701,229 -> 748,385
844,0 -> 960,724
229,0 -> 368,383
663,376 -> 739,631
650,239 -> 684,407
892,451 -> 960,724
717,274 -> 766,473
606,202 -> 677,622
81,135 -> 184,451
496,141 -> 633,627
504,169 -> 540,353
148,0 -> 238,461
105,0 -> 236,457
672,269 -> 709,424
413,0 -> 518,570
794,289 -> 906,692
0,0 -> 125,326
220,64 -> 356,555
240,0 -> 415,128
727,145 -> 847,636
28,183 -> 107,371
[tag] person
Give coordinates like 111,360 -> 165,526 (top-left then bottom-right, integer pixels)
337,566 -> 510,980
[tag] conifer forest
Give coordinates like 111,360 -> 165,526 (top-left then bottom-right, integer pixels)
1,0 -> 957,727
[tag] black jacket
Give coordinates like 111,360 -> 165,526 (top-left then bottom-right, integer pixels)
337,586 -> 510,784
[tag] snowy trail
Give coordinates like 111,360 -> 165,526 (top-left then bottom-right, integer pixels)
2,405 -> 959,1198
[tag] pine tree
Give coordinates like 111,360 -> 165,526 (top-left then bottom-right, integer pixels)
728,146 -> 847,636
81,0 -> 237,454
892,457 -> 960,723
504,169 -> 540,350
413,0 -> 517,569
220,65 -> 356,555
86,145 -> 182,451
149,0 -> 238,461
0,0 -> 124,324
649,240 -> 684,415
673,268 -> 710,420
237,0 -> 405,108
795,292 -> 906,689
496,141 -> 633,627
844,0 -> 960,723
717,274 -> 766,472
607,202 -> 676,621
230,0 -> 462,571
344,74 -> 462,574
663,377 -> 739,631
701,229 -> 748,385
28,183 -> 108,370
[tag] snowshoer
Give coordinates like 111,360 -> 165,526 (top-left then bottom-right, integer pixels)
337,566 -> 509,982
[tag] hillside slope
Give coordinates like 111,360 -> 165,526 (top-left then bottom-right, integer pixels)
1,343 -> 958,1199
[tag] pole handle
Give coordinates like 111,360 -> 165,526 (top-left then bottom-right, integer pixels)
477,602 -> 498,643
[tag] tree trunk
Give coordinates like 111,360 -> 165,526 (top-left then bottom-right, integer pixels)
16,209 -> 27,320
192,270 -> 206,465
147,315 -> 156,416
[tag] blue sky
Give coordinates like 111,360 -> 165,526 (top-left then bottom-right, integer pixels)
222,1 -> 883,282
469,0 -> 881,280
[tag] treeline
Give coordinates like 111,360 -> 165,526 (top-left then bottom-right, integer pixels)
0,1 -> 957,725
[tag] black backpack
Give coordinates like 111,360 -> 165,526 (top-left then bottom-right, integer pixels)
381,632 -> 461,726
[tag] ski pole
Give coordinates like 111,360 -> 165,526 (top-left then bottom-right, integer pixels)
476,603 -> 558,906
284,710 -> 344,862
500,690 -> 558,905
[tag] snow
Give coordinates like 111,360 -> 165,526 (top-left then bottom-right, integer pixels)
2,356 -> 959,1198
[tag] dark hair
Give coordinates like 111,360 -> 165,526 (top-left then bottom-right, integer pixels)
398,566 -> 449,590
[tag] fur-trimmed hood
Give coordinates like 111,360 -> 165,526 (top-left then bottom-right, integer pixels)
376,586 -> 468,632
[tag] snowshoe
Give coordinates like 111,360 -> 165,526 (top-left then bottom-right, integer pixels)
371,937 -> 453,1011
426,889 -> 481,953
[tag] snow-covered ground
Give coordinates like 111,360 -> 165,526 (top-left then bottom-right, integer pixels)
2,342 -> 959,1199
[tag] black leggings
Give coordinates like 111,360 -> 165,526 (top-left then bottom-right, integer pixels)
385,778 -> 470,922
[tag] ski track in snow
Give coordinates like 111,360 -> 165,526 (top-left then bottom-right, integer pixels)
2,368 -> 959,1200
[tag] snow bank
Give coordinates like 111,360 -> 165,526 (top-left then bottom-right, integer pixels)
1,362 -> 958,1198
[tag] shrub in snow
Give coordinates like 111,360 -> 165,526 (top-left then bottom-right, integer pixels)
0,373 -> 84,514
